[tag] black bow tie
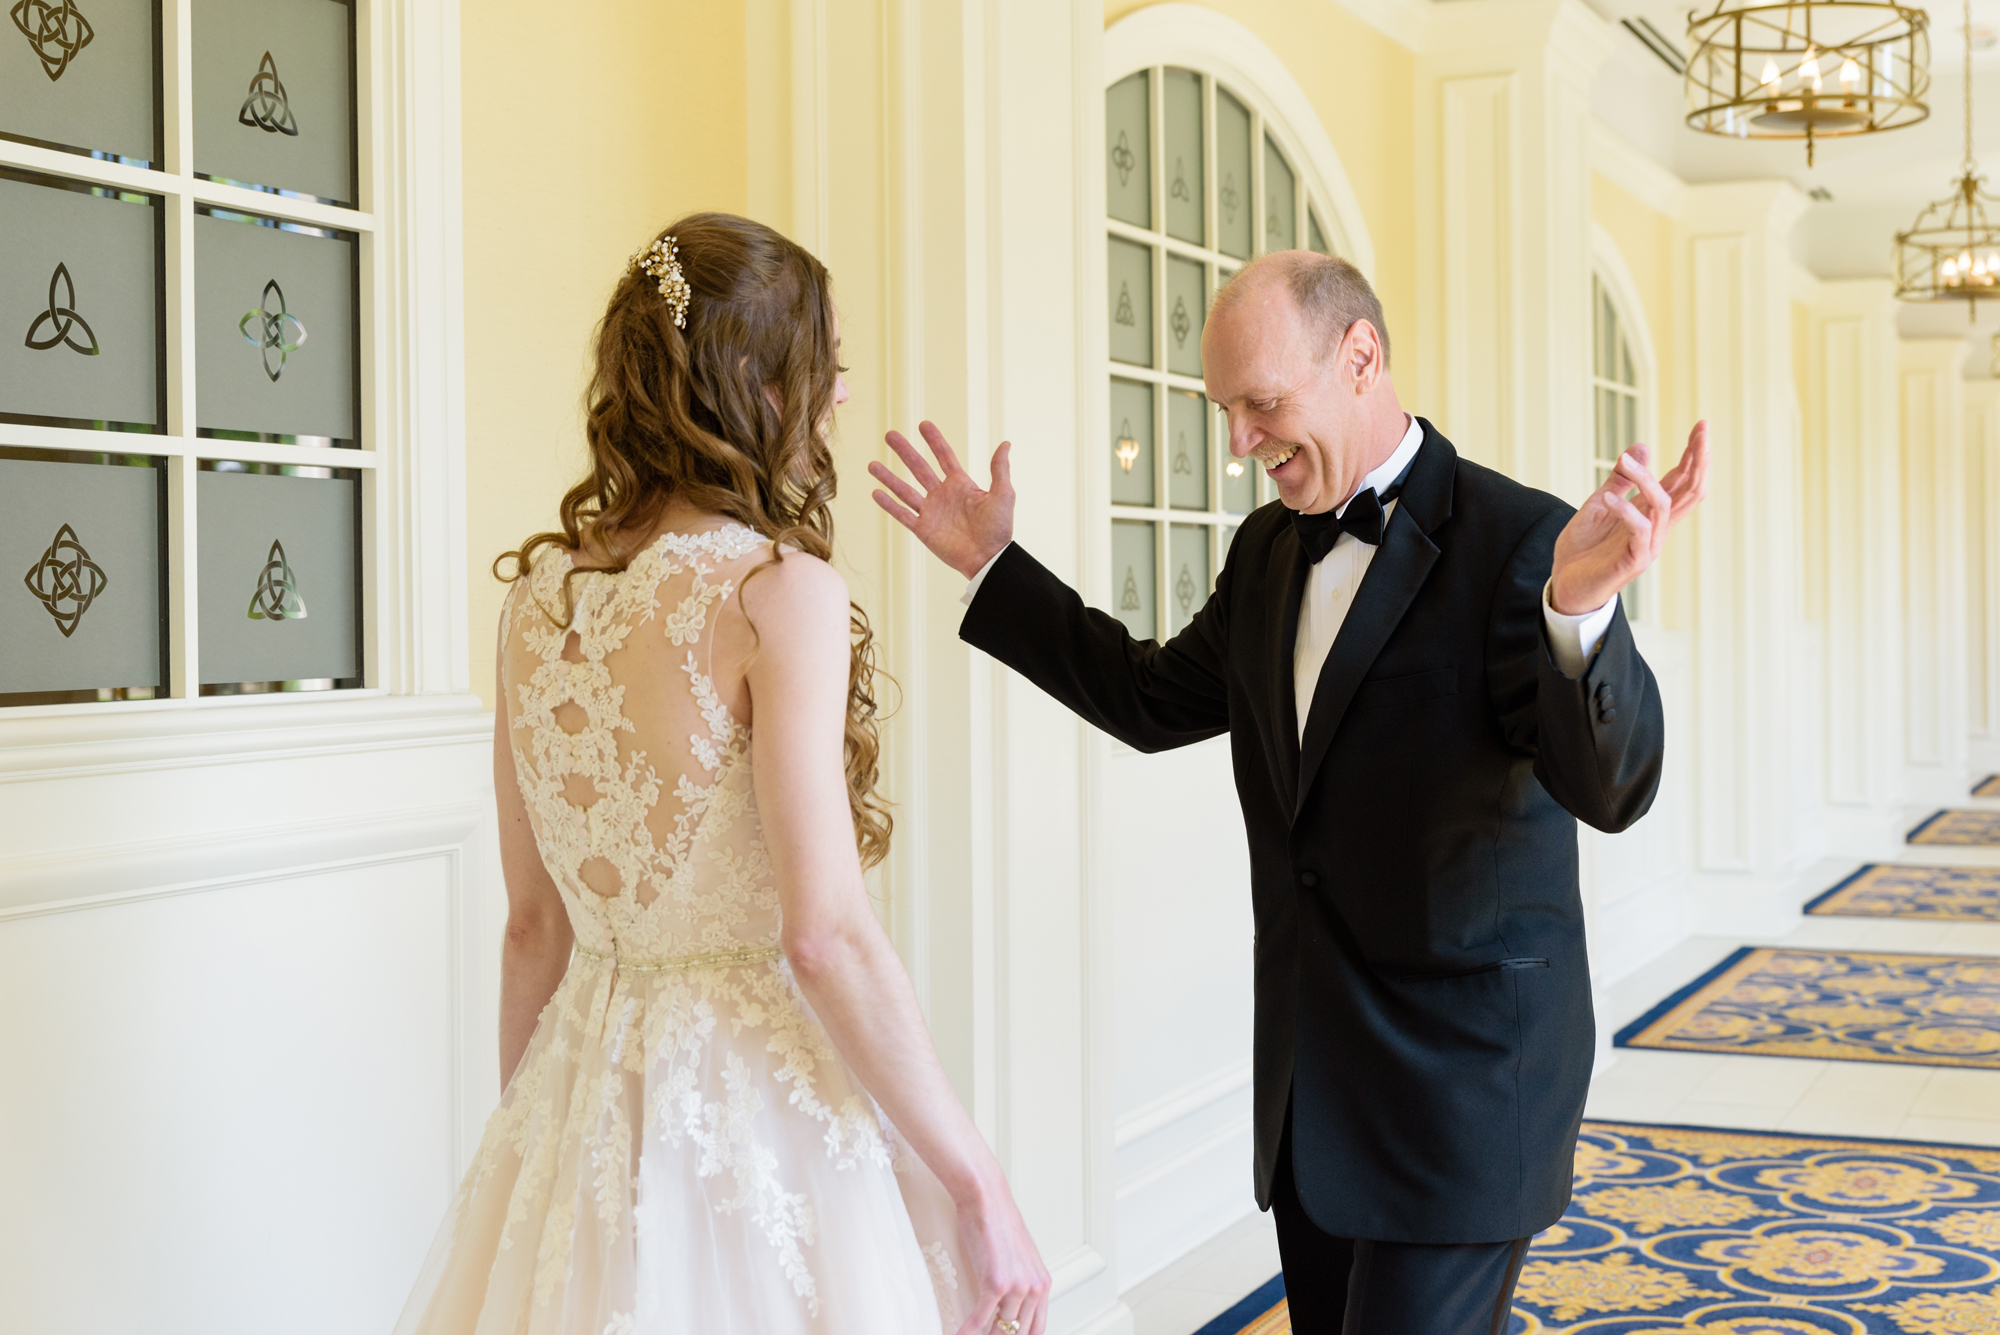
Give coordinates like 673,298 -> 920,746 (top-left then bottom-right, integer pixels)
1291,482 -> 1402,564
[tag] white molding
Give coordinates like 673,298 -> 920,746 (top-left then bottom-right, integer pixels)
1589,221 -> 1662,452
1113,1059 -> 1252,1149
1324,0 -> 1431,51
1104,4 -> 1378,280
1588,123 -> 1687,218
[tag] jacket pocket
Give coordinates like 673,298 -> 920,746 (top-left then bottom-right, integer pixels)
1385,956 -> 1549,983
1348,666 -> 1458,713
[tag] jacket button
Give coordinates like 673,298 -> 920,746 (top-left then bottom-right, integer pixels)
1299,871 -> 1319,888
1599,707 -> 1617,722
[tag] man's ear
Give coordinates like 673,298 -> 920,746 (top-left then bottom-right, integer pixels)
1346,320 -> 1382,391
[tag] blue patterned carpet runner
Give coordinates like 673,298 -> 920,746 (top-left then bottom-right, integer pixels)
1204,1123 -> 2000,1334
1615,949 -> 2000,1069
1908,810 -> 2000,845
1808,865 -> 2000,923
1970,775 -> 2000,799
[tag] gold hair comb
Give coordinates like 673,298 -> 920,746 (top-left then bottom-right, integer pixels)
629,234 -> 691,329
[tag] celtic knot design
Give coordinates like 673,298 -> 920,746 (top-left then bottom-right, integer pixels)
238,50 -> 299,136
1220,173 -> 1239,224
1172,431 -> 1193,475
1120,566 -> 1140,612
1111,131 -> 1136,187
1171,294 -> 1191,346
1114,282 -> 1136,327
1175,562 -> 1195,617
247,539 -> 308,621
1170,157 -> 1191,202
22,523 -> 107,638
10,0 -> 93,81
239,279 -> 308,382
24,262 -> 99,356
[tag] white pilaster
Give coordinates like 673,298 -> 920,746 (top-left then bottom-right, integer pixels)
1965,379 -> 2000,770
1678,181 -> 1811,934
1900,338 -> 1971,801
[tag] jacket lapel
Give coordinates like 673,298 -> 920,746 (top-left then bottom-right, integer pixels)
1266,526 -> 1310,802
1292,424 -> 1456,819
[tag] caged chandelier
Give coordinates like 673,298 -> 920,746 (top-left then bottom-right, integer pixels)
1895,0 -> 2000,319
1685,0 -> 1930,165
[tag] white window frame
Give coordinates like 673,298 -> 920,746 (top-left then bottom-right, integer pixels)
1,0 -> 466,718
1588,222 -> 1659,622
1098,5 -> 1376,641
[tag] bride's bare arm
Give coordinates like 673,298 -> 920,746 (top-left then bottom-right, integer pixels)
494,671 -> 574,1086
743,552 -> 1052,1335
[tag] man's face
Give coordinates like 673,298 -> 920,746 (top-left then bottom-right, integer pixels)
1201,279 -> 1362,516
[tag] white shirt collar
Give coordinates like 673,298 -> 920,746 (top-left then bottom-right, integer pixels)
1335,414 -> 1424,518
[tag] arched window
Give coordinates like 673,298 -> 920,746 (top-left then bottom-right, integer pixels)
1102,65 -> 1343,641
1591,271 -> 1647,620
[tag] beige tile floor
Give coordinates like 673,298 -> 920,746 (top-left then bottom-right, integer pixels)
1126,839 -> 2000,1335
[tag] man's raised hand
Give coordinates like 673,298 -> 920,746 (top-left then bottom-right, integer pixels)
1549,419 -> 1711,616
870,421 -> 1017,580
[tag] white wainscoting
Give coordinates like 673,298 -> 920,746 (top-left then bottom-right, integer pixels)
1114,1060 -> 1258,1291
0,695 -> 497,1335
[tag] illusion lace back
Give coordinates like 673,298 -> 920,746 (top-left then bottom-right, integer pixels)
394,523 -> 968,1335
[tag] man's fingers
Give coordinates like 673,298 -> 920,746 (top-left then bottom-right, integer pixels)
884,429 -> 945,492
919,420 -> 967,476
871,489 -> 922,532
869,460 -> 929,513
1615,449 -> 1671,528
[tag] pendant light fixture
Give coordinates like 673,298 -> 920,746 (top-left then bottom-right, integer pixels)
1895,0 -> 2000,319
1685,0 -> 1930,166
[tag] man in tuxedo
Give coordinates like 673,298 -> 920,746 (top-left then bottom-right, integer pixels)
870,251 -> 1706,1334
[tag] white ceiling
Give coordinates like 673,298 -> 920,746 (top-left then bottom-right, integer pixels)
1586,0 -> 2000,322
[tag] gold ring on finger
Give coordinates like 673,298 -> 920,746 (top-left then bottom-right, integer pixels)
996,1322 -> 1021,1335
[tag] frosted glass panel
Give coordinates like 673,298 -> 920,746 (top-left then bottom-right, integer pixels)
1308,209 -> 1329,256
1108,236 -> 1152,368
1220,443 -> 1256,514
1169,524 -> 1210,634
1112,520 -> 1156,642
1162,67 -> 1202,244
0,450 -> 164,702
1215,88 -> 1252,260
197,464 -> 360,689
1166,254 -> 1204,378
0,0 -> 158,163
194,0 -> 355,204
0,168 -> 160,431
1105,70 -> 1149,229
1110,377 -> 1154,507
1264,135 -> 1296,252
196,208 -> 356,445
1168,389 -> 1207,511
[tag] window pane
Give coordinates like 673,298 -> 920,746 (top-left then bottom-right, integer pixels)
1168,389 -> 1208,511
197,208 -> 358,445
197,462 -> 361,690
1215,87 -> 1252,259
1221,523 -> 1239,563
1219,433 -> 1256,514
0,168 -> 162,431
1594,388 -> 1615,464
1162,68 -> 1203,244
1105,70 -> 1150,229
1,449 -> 165,702
1599,288 -> 1617,381
195,0 -> 357,205
1619,391 -> 1636,452
1169,523 -> 1210,634
1110,377 -> 1155,506
1166,253 -> 1204,377
0,0 -> 158,164
1621,339 -> 1636,388
1107,235 -> 1153,367
1307,208 -> 1329,256
1112,519 -> 1156,641
1264,135 -> 1296,252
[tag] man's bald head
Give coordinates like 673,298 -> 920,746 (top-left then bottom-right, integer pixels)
1212,251 -> 1390,369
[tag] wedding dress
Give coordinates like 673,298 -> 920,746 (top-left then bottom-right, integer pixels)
394,523 -> 969,1335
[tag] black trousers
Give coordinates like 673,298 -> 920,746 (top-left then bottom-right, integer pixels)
1272,1113 -> 1530,1335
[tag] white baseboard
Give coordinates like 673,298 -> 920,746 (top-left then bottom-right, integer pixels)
1114,1061 -> 1259,1292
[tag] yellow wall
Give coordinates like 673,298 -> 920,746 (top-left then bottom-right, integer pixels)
459,1 -> 749,706
1105,0 -> 1419,404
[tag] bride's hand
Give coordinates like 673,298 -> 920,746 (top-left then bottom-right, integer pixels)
871,421 -> 1017,581
953,1181 -> 1052,1335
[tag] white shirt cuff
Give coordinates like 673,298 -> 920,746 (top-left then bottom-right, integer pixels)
960,547 -> 1008,608
1541,579 -> 1617,679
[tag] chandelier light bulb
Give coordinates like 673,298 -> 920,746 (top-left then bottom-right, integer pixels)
1804,47 -> 1824,91
1841,57 -> 1861,92
1760,57 -> 1782,94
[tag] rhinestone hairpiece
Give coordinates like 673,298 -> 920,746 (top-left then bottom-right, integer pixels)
630,234 -> 691,329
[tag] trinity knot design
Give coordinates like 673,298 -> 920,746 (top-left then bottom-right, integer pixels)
239,279 -> 307,382
247,539 -> 308,621
1170,158 -> 1191,203
1111,131 -> 1136,187
239,51 -> 299,136
1175,563 -> 1196,618
25,262 -> 100,356
23,522 -> 107,638
1114,282 -> 1136,327
1173,431 -> 1193,475
1171,294 -> 1192,346
1120,566 -> 1141,613
10,0 -> 92,81
1220,173 -> 1239,223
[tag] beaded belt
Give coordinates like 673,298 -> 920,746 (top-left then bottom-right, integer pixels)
572,941 -> 782,975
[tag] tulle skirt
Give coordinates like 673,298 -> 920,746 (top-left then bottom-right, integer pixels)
393,948 -> 969,1334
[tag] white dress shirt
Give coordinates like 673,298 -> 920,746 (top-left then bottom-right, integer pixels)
962,415 -> 1616,739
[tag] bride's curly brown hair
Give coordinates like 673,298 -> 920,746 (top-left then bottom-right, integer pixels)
496,212 -> 892,868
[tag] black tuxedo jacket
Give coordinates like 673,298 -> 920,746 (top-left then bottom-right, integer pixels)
960,420 -> 1664,1245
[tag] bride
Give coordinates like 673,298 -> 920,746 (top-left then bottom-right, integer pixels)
394,213 -> 1049,1335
